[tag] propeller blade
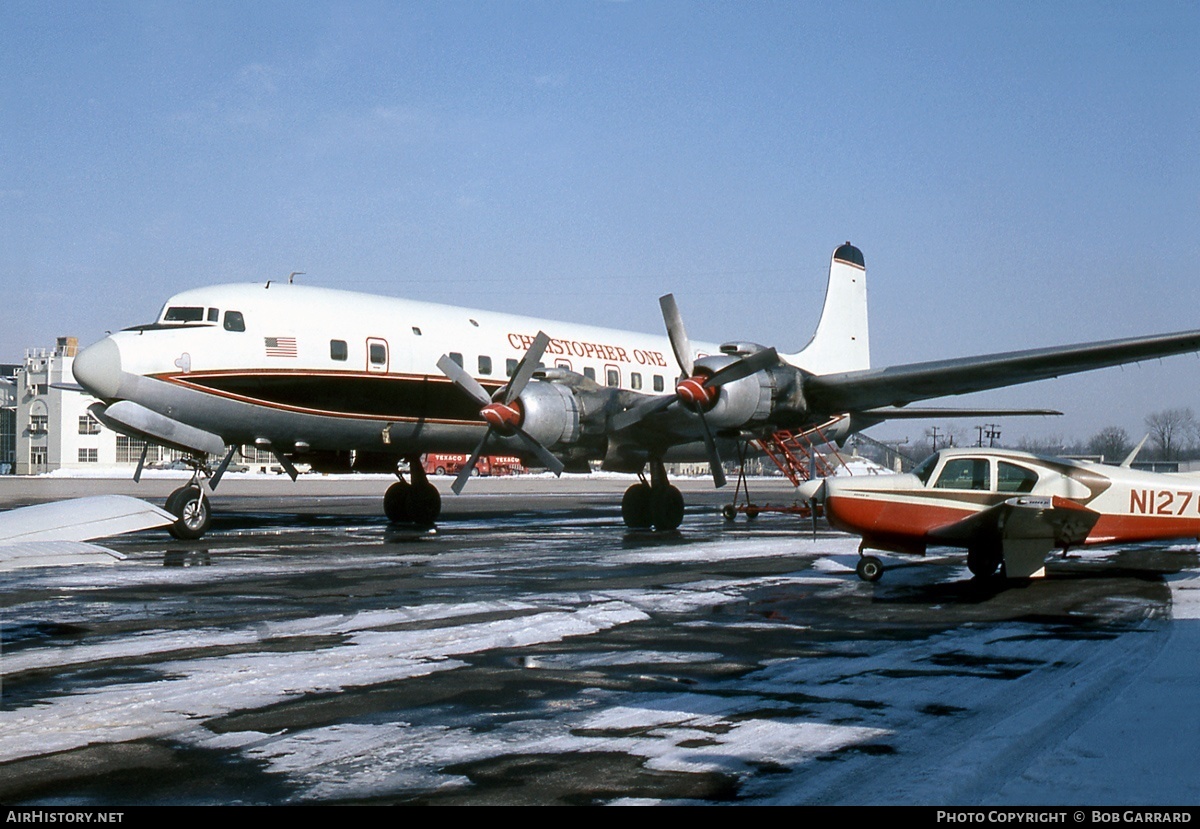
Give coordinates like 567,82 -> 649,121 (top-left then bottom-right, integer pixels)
514,426 -> 566,475
696,413 -> 727,488
437,354 -> 492,406
659,294 -> 694,376
504,331 -> 551,404
452,430 -> 491,495
704,347 -> 779,388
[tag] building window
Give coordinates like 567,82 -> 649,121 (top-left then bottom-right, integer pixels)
31,447 -> 47,466
478,355 -> 492,376
330,340 -> 348,361
29,414 -> 48,434
78,448 -> 98,463
653,375 -> 665,392
78,415 -> 101,435
116,436 -> 161,464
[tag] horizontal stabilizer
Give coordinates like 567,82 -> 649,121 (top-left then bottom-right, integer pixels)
0,495 -> 176,544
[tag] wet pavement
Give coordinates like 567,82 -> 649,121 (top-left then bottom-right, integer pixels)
1,479 -> 1198,805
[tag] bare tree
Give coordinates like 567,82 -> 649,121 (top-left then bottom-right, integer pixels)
1144,408 -> 1196,461
1087,426 -> 1132,463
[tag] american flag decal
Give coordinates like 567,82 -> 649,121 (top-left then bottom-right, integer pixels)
265,336 -> 298,357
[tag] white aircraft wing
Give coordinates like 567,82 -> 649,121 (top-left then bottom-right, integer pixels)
0,495 -> 175,569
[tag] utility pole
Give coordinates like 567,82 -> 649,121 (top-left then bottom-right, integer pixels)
984,423 -> 1001,447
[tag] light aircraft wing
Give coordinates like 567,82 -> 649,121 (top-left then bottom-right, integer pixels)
927,495 -> 1101,578
0,495 -> 175,568
804,329 -> 1200,414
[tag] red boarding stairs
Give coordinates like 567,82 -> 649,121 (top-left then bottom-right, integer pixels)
723,415 -> 852,521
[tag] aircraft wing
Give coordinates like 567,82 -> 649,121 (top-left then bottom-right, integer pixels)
803,329 -> 1200,414
928,495 -> 1101,578
0,495 -> 175,545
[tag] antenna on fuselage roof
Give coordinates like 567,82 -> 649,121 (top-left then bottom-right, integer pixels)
289,271 -> 305,284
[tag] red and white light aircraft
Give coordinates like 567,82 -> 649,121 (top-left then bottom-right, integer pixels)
69,242 -> 1200,539
802,446 -> 1200,582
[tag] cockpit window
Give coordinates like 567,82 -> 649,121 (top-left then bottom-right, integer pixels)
224,311 -> 245,332
997,461 -> 1038,493
163,306 -> 206,323
933,458 -> 991,491
912,453 -> 939,485
207,308 -> 219,322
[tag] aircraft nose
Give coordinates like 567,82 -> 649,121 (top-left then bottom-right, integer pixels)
73,337 -> 123,399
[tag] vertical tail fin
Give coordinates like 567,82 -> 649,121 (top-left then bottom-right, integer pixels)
784,242 -> 869,374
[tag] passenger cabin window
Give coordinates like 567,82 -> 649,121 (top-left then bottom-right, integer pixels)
631,372 -> 642,390
506,358 -> 518,377
224,311 -> 245,332
330,340 -> 348,361
164,306 -> 205,323
478,356 -> 493,376
449,352 -> 463,368
583,367 -> 596,381
606,368 -> 620,387
997,462 -> 1038,493
653,375 -> 664,392
370,343 -> 387,364
933,458 -> 991,490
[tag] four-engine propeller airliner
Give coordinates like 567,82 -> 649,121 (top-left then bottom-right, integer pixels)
801,445 -> 1200,582
70,242 -> 1200,540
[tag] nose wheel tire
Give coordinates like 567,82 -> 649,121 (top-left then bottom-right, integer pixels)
166,485 -> 211,540
856,555 -> 883,582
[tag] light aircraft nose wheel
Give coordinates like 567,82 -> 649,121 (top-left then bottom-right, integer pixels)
166,485 -> 211,540
856,555 -> 883,582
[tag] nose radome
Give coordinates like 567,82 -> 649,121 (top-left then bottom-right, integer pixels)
73,337 -> 123,399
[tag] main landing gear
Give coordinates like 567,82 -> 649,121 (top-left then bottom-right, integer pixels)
384,455 -> 442,526
621,459 -> 685,531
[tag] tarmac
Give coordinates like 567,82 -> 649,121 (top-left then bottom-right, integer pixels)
1,472 -> 1198,806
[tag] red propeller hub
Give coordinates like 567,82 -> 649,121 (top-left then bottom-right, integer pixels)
481,400 -> 522,432
676,376 -> 718,408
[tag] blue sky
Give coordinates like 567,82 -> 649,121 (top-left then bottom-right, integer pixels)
3,1 -> 1198,444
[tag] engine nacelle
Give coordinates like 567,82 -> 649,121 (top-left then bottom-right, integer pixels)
693,354 -> 775,429
504,380 -> 582,450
